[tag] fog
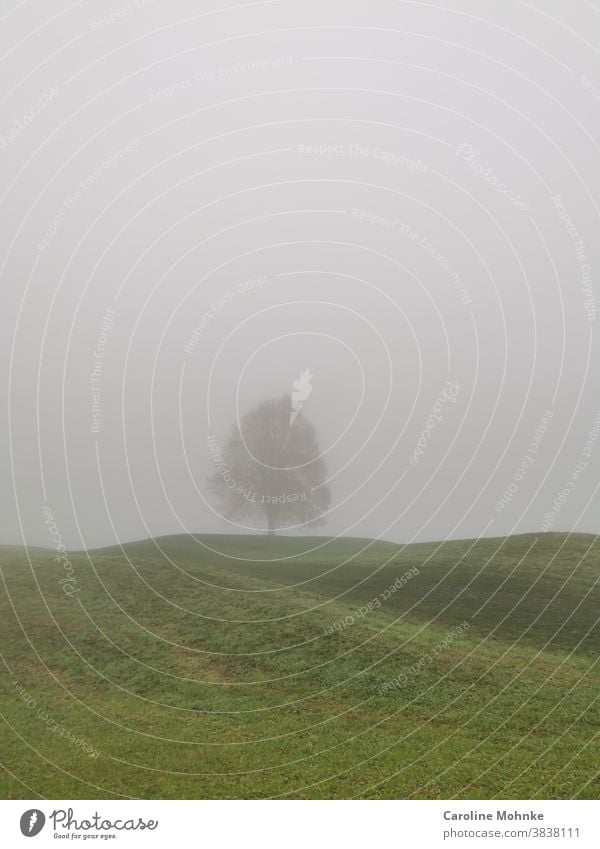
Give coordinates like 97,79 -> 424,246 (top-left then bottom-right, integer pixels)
2,0 -> 599,549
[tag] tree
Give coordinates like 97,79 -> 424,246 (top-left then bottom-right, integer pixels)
208,394 -> 331,534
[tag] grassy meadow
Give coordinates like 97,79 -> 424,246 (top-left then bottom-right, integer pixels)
0,532 -> 598,799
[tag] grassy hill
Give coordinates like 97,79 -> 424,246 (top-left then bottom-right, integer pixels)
0,533 -> 598,799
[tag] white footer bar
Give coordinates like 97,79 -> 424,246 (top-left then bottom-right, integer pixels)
0,800 -> 597,848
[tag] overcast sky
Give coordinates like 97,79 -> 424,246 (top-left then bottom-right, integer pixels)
2,0 -> 600,549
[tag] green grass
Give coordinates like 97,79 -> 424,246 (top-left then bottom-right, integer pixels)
0,533 -> 598,799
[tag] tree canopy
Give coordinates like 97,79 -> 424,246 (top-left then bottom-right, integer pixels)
208,394 -> 331,534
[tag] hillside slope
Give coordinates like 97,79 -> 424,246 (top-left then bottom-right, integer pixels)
0,533 -> 598,799
111,531 -> 600,655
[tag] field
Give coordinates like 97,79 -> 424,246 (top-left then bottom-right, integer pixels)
0,532 -> 598,799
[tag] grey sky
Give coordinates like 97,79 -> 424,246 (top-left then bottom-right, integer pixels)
1,0 -> 599,548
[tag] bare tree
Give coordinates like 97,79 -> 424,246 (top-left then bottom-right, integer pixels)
208,394 -> 330,534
